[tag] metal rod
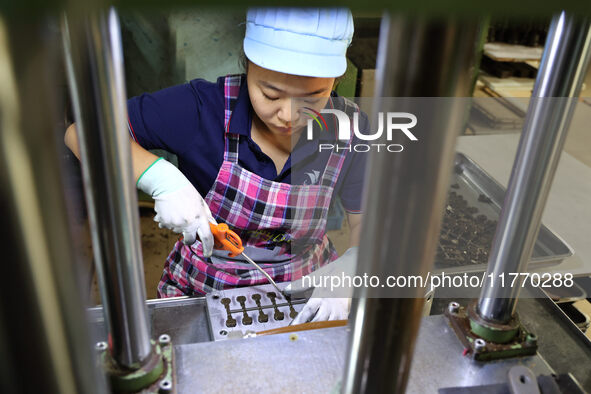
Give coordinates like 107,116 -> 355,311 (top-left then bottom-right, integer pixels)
62,9 -> 152,368
241,252 -> 285,296
478,12 -> 591,324
342,15 -> 484,394
0,14 -> 106,394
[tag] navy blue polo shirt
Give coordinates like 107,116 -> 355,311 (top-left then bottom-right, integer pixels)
127,75 -> 366,213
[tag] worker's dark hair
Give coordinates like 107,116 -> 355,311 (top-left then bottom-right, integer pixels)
239,48 -> 249,73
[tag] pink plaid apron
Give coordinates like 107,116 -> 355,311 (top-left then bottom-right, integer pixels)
158,75 -> 355,297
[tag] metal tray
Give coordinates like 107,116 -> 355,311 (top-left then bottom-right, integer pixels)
433,153 -> 573,273
205,283 -> 307,341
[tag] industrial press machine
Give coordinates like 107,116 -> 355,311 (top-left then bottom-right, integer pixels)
1,3 -> 591,394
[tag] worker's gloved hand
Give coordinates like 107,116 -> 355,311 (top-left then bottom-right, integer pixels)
137,158 -> 215,257
284,246 -> 357,324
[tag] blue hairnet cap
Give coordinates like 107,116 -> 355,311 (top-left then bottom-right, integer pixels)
244,8 -> 354,78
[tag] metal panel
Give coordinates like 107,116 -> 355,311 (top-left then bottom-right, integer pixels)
175,327 -> 348,394
173,316 -> 558,393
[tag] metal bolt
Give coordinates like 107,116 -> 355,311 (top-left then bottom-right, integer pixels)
448,301 -> 460,314
95,341 -> 107,352
526,334 -> 537,346
474,338 -> 486,353
159,379 -> 172,392
158,334 -> 171,345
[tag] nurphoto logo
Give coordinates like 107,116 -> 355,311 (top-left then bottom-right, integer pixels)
304,107 -> 418,153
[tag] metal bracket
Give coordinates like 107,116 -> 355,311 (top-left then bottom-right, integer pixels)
507,366 -> 541,394
445,300 -> 538,361
96,334 -> 176,393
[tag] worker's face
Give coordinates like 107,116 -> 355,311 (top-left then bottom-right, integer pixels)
247,62 -> 335,137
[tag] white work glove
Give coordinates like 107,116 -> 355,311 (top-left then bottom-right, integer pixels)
137,158 -> 215,257
284,246 -> 357,324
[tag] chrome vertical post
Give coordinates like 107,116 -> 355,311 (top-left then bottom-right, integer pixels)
478,12 -> 591,323
62,9 -> 152,368
342,15 -> 485,393
0,14 -> 106,394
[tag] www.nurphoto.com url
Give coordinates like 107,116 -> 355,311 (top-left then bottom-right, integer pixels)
302,272 -> 574,292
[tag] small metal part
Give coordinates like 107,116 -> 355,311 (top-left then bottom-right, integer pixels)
95,341 -> 107,352
448,302 -> 460,314
526,334 -> 538,346
221,298 -> 237,328
159,378 -> 172,393
158,334 -> 171,345
219,330 -> 228,336
251,294 -> 269,323
267,292 -> 285,320
478,193 -> 492,203
226,319 -> 237,328
437,191 -> 498,268
286,297 -> 298,319
158,336 -> 176,394
268,292 -> 285,321
236,296 -> 253,325
474,338 -> 486,353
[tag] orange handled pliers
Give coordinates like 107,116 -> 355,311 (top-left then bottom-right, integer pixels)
208,223 -> 284,295
209,222 -> 244,258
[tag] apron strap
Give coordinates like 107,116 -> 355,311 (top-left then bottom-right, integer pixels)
223,74 -> 243,163
319,97 -> 358,188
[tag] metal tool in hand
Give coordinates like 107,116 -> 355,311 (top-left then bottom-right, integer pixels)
208,223 -> 285,296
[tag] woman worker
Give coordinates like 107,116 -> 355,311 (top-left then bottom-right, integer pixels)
65,8 -> 366,323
